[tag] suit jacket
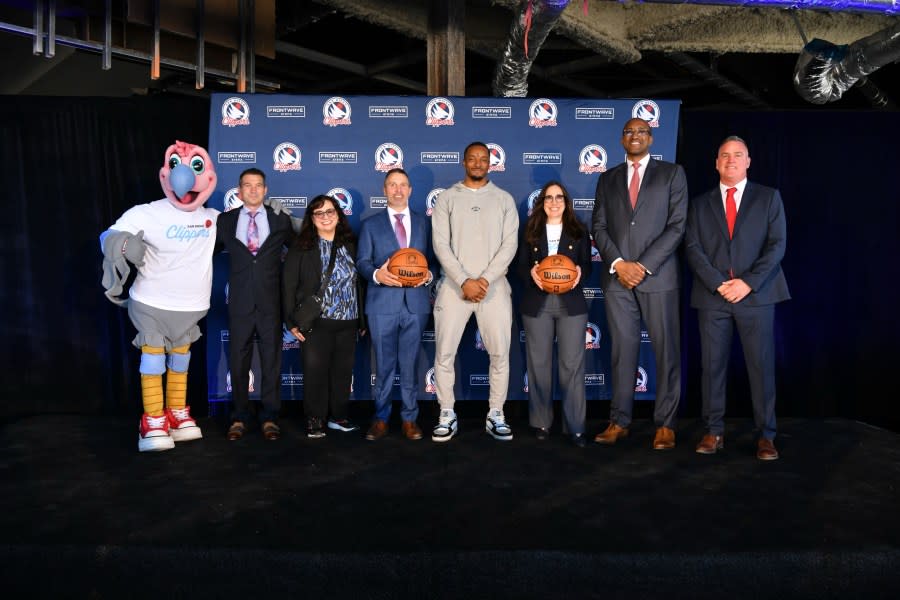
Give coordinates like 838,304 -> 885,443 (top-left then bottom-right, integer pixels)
356,209 -> 434,315
515,226 -> 592,317
685,181 -> 790,309
216,206 -> 293,317
591,158 -> 688,292
281,238 -> 366,331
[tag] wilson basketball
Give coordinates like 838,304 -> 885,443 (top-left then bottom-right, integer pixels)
387,247 -> 429,287
536,254 -> 578,294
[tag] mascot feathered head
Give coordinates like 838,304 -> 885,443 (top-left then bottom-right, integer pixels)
159,140 -> 217,212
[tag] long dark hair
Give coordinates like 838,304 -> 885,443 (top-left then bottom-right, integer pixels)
524,180 -> 585,246
295,194 -> 356,250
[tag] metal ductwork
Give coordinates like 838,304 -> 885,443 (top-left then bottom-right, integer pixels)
635,0 -> 898,16
793,21 -> 900,104
492,0 -> 570,98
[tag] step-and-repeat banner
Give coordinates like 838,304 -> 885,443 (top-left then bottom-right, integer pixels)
206,94 -> 681,405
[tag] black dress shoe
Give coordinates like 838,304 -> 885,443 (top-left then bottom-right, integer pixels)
570,433 -> 587,448
534,427 -> 549,441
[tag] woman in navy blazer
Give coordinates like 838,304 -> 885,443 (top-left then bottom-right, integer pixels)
515,181 -> 592,446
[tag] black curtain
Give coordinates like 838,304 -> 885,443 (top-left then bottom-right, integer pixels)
0,95 -> 208,418
1,96 -> 897,432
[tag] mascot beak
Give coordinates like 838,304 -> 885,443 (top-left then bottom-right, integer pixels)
169,163 -> 196,199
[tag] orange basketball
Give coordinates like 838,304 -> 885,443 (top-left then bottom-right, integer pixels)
387,248 -> 429,287
536,254 -> 578,294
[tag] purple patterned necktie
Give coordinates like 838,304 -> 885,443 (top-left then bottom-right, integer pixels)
247,211 -> 259,255
394,213 -> 407,248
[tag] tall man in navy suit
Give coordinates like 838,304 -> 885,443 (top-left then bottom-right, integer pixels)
685,136 -> 790,461
216,168 -> 294,442
357,168 -> 434,441
591,118 -> 688,450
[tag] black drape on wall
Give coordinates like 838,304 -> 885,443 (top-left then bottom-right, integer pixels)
0,96 -> 896,431
0,95 -> 209,418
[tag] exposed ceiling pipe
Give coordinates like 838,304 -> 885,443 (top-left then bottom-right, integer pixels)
492,0 -> 570,98
668,52 -> 771,108
634,0 -> 898,16
793,21 -> 900,104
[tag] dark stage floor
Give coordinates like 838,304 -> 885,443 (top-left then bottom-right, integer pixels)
1,403 -> 898,598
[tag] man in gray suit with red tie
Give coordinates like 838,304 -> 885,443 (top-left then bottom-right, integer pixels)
685,136 -> 790,460
591,117 -> 688,450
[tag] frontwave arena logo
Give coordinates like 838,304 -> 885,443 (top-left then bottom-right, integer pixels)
374,143 -> 404,172
487,143 -> 506,172
273,142 -> 301,172
221,97 -> 249,127
632,99 -> 661,127
579,145 -> 608,174
323,96 -> 352,127
425,97 -> 455,127
528,98 -> 558,128
327,188 -> 354,215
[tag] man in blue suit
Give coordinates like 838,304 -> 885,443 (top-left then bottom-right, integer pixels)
357,168 -> 434,441
685,136 -> 790,461
592,118 -> 688,450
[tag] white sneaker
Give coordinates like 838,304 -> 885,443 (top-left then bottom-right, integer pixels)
486,408 -> 513,441
165,406 -> 203,442
432,409 -> 458,442
138,413 -> 175,452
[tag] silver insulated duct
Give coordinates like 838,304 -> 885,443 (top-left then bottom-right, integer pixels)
793,21 -> 900,104
492,0 -> 570,98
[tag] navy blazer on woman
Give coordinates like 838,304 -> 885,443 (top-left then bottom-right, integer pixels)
515,226 -> 592,317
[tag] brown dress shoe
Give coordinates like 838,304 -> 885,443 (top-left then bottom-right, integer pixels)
402,421 -> 423,441
652,426 -> 676,450
695,433 -> 724,454
757,438 -> 779,461
262,421 -> 281,441
227,421 -> 246,441
594,423 -> 629,444
365,419 -> 388,441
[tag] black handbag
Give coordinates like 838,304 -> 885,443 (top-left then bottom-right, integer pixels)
293,242 -> 338,334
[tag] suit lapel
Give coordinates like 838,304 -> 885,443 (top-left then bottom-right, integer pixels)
733,182 -> 754,235
710,188 -> 730,241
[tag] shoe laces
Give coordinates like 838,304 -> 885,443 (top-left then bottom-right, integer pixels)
145,414 -> 168,429
168,407 -> 190,420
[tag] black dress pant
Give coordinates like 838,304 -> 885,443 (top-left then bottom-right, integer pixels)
301,318 -> 357,420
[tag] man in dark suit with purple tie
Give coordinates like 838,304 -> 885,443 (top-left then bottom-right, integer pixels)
592,117 -> 689,451
685,136 -> 790,461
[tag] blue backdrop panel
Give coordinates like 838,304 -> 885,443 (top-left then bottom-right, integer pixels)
206,94 -> 681,405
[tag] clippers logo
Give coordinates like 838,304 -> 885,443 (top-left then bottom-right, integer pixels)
426,188 -> 445,216
223,187 -> 243,212
221,97 -> 249,127
425,368 -> 436,394
632,100 -> 660,127
474,329 -> 486,351
323,96 -> 351,126
529,98 -> 558,128
579,145 -> 608,174
526,189 -> 542,216
273,142 -> 301,172
374,143 -> 404,172
487,143 -> 506,172
425,97 -> 455,127
585,322 -> 602,349
590,237 -> 602,262
635,366 -> 648,392
282,325 -> 299,349
225,370 -> 255,393
523,372 -> 529,393
326,188 -> 354,215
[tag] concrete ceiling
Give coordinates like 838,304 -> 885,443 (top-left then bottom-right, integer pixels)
2,0 -> 897,110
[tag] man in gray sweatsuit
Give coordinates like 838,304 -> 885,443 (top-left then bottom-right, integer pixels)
430,141 -> 519,442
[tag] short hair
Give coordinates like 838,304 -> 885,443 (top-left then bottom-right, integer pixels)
383,168 -> 409,184
238,167 -> 266,185
464,141 -> 489,157
718,135 -> 749,154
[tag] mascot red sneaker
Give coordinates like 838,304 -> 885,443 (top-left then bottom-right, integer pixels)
101,141 -> 218,452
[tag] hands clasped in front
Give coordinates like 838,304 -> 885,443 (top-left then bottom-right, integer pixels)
614,260 -> 646,290
717,278 -> 751,304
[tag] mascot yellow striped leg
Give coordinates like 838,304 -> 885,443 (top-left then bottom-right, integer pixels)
164,344 -> 202,442
138,345 -> 175,452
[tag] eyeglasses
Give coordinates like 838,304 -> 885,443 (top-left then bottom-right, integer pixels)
311,208 -> 337,218
543,194 -> 566,203
622,129 -> 651,137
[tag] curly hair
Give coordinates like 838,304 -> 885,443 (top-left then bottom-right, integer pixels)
295,194 -> 356,250
524,180 -> 585,246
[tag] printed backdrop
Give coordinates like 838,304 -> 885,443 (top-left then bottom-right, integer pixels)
206,94 -> 681,405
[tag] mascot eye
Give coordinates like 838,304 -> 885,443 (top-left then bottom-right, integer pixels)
168,154 -> 182,169
190,156 -> 206,174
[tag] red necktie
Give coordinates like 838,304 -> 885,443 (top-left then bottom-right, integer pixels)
628,161 -> 641,209
394,213 -> 407,248
725,187 -> 737,239
247,211 -> 259,255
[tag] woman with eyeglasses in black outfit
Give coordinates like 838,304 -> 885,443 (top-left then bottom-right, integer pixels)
283,195 -> 366,438
515,181 -> 592,447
